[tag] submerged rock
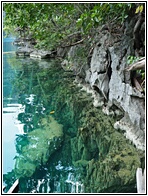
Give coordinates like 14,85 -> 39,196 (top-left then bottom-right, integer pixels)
14,115 -> 63,178
7,58 -> 144,193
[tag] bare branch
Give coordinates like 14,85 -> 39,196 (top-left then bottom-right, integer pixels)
61,38 -> 85,48
125,57 -> 145,71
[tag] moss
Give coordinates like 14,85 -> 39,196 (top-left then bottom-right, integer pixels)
75,107 -> 142,193
14,115 -> 63,178
73,159 -> 89,167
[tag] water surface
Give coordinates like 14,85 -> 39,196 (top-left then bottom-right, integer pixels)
3,37 -> 142,194
3,38 -> 83,193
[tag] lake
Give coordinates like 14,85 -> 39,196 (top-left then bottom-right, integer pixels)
2,37 -> 84,193
2,37 -> 141,194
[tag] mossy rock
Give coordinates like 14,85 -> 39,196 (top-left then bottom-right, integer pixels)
14,115 -> 63,178
73,159 -> 89,167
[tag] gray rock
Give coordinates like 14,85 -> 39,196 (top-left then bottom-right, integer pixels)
85,33 -> 145,150
16,47 -> 34,56
90,44 -> 108,73
108,45 -> 145,134
65,20 -> 145,150
57,47 -> 69,58
30,50 -> 52,59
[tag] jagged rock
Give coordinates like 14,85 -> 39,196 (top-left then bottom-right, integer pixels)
108,43 -> 145,150
30,50 -> 53,59
16,47 -> 34,56
57,47 -> 69,58
114,117 -> 145,151
79,29 -> 145,150
88,35 -> 111,100
13,38 -> 25,46
90,40 -> 108,73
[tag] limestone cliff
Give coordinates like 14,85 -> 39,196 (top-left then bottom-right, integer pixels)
56,14 -> 145,192
61,14 -> 145,151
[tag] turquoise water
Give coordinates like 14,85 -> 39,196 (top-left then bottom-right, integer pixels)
3,38 -> 83,193
2,37 -> 141,194
3,38 -> 19,175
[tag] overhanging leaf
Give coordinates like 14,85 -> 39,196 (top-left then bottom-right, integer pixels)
135,5 -> 143,14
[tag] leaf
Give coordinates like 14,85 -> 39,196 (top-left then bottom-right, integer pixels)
135,6 -> 140,14
139,5 -> 143,12
135,5 -> 143,14
94,17 -> 99,23
50,111 -> 55,114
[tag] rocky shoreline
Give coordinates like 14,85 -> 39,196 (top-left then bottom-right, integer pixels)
14,16 -> 145,151
14,38 -> 56,59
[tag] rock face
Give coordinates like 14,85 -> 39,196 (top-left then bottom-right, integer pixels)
89,37 -> 111,100
16,47 -> 34,56
88,34 -> 145,150
65,17 -> 145,151
30,50 -> 55,59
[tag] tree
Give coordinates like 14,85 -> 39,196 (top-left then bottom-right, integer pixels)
3,3 -> 144,51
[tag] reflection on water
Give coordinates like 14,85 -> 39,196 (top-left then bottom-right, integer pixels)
20,165 -> 84,193
3,38 -> 83,193
3,38 -> 22,176
3,37 -> 142,193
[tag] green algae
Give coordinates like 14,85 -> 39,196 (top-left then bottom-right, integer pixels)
64,91 -> 143,193
73,159 -> 89,167
14,115 -> 63,178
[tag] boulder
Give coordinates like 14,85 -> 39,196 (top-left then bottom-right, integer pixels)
30,50 -> 52,59
16,47 -> 34,56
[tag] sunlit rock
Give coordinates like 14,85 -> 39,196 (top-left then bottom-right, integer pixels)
30,50 -> 53,59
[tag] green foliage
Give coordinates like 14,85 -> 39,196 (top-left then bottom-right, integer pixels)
127,56 -> 145,81
76,3 -> 133,33
135,5 -> 144,13
3,3 -> 141,50
127,55 -> 141,65
137,69 -> 145,80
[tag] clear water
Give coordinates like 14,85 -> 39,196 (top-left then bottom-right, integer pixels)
3,38 -> 83,193
3,38 -> 19,175
2,37 -> 141,194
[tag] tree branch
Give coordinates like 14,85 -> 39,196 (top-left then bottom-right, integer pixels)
61,38 -> 85,48
125,57 -> 145,71
133,13 -> 145,49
